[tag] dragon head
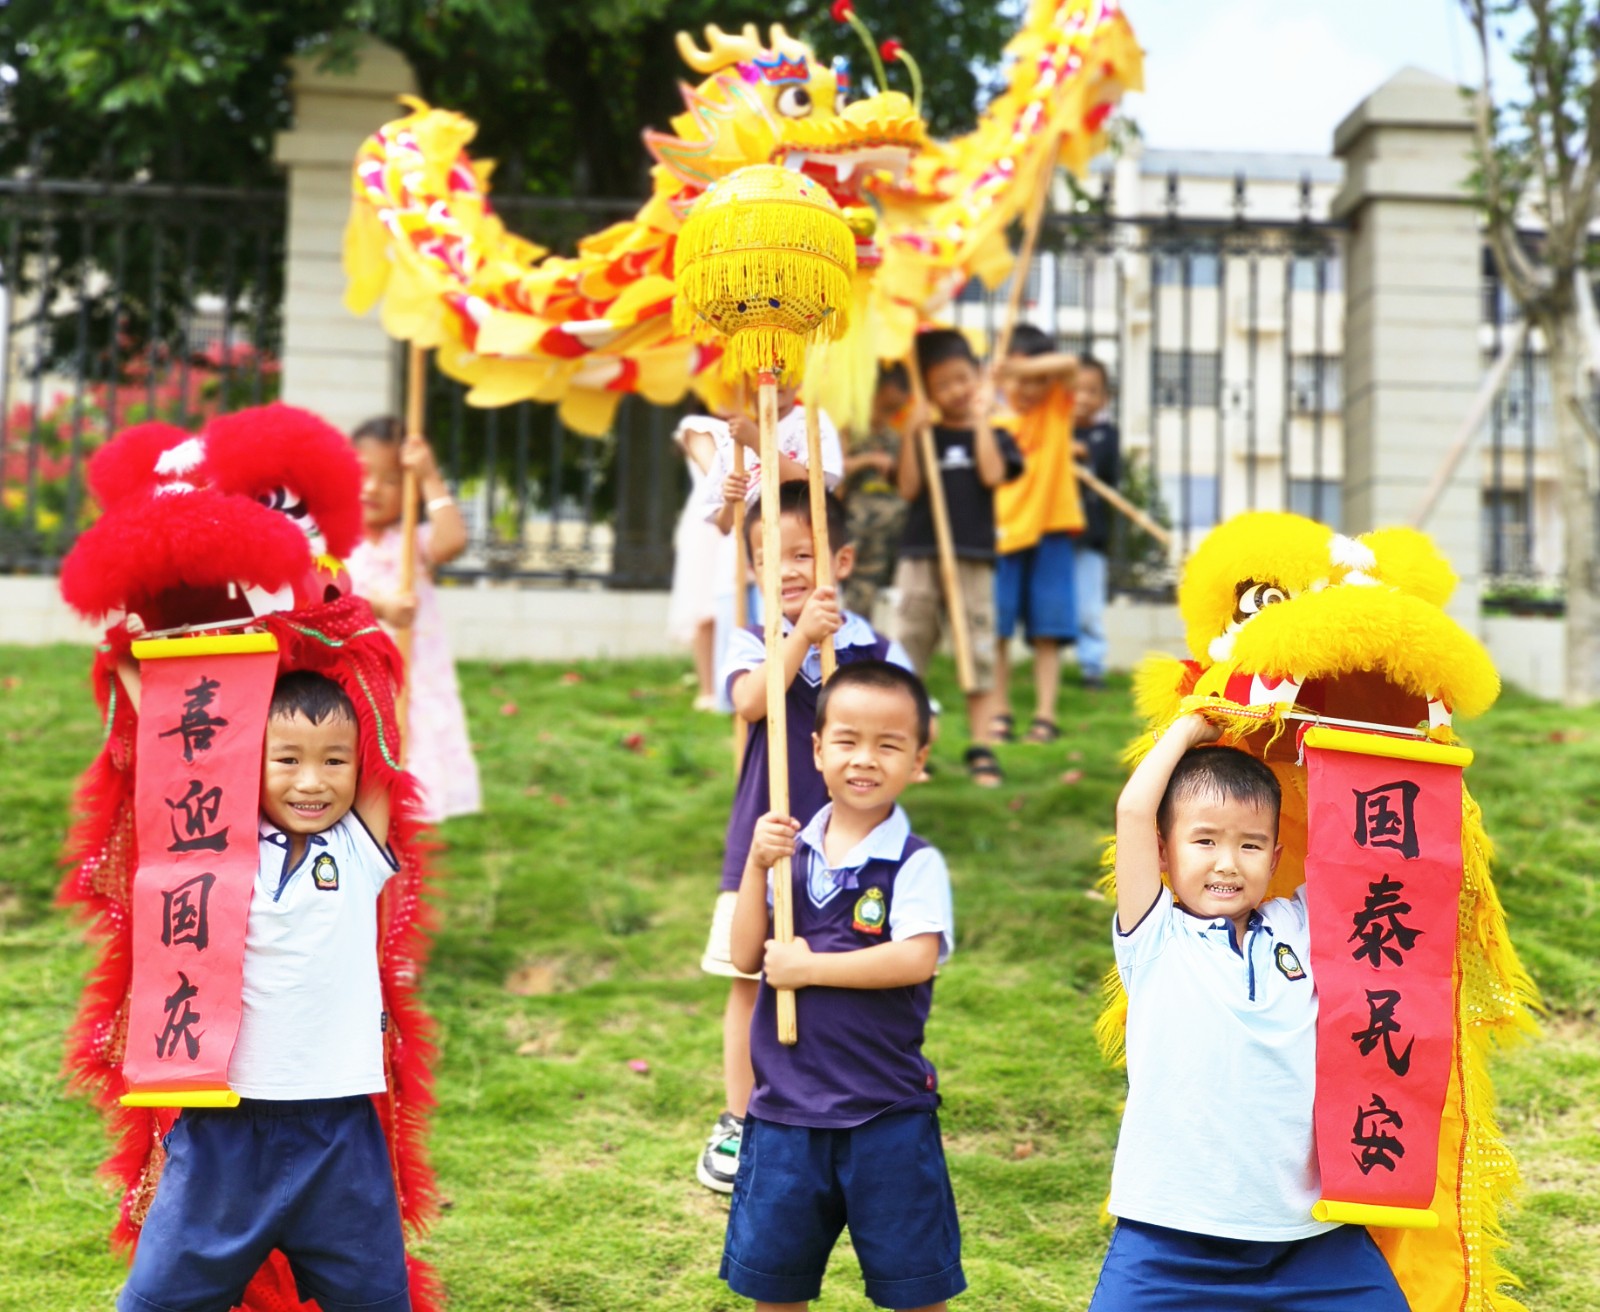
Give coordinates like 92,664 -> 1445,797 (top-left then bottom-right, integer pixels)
60,404 -> 362,634
647,23 -> 927,263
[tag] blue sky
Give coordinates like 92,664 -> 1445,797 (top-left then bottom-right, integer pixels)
1121,0 -> 1516,155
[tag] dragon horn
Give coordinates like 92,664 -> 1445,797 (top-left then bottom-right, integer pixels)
676,23 -> 765,74
766,24 -> 809,57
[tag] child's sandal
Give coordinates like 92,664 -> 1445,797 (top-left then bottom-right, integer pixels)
988,713 -> 1016,743
964,745 -> 1005,787
1024,717 -> 1061,744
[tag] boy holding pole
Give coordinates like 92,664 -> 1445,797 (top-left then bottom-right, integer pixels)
723,660 -> 964,1312
894,329 -> 1022,787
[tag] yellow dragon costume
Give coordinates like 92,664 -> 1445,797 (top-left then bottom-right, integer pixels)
342,0 -> 1142,435
1100,512 -> 1539,1311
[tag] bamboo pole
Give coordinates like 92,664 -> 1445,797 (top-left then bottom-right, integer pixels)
802,351 -> 837,680
396,343 -> 426,764
758,371 -> 798,1046
732,438 -> 749,769
993,141 -> 1058,366
906,358 -> 977,693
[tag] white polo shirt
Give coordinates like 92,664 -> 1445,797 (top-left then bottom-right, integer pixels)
1107,886 -> 1337,1242
228,812 -> 398,1099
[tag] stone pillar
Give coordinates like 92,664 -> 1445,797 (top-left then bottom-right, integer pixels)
273,39 -> 415,432
1332,67 -> 1482,628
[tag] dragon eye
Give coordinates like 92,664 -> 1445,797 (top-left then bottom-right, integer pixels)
834,88 -> 849,115
1234,581 -> 1288,623
775,86 -> 813,118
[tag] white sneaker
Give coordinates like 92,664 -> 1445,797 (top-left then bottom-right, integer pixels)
696,1111 -> 743,1193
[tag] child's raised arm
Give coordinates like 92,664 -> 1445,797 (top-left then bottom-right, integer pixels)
1114,712 -> 1220,933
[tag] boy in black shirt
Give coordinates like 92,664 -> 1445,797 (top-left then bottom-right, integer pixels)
1073,356 -> 1122,690
893,329 -> 1023,786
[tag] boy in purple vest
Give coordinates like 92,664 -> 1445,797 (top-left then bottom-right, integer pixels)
697,482 -> 915,1194
724,661 -> 964,1312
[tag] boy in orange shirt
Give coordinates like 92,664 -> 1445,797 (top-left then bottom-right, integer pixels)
992,324 -> 1082,743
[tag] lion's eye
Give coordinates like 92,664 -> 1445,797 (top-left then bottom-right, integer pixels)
834,88 -> 849,115
1234,581 -> 1288,623
775,86 -> 813,118
257,487 -> 308,520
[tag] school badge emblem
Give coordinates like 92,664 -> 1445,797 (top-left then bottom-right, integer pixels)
312,852 -> 340,891
1275,943 -> 1306,981
852,887 -> 886,935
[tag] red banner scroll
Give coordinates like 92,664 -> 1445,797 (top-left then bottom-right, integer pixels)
1303,726 -> 1472,1230
121,634 -> 279,1106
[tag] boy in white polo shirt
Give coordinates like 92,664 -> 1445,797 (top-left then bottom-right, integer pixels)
118,670 -> 411,1312
1090,713 -> 1408,1311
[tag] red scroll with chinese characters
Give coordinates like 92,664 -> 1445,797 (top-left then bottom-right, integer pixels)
121,634 -> 279,1107
1302,726 -> 1472,1230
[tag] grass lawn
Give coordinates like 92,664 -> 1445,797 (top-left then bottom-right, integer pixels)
1,643 -> 1596,1311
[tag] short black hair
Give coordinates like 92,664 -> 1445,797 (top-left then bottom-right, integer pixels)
877,361 -> 910,393
814,660 -> 932,747
913,328 -> 976,384
1157,745 -> 1281,838
1078,355 -> 1112,392
351,414 -> 403,445
269,670 -> 357,726
1007,323 -> 1055,357
746,479 -> 851,549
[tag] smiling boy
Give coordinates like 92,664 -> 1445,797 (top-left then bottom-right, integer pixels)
1090,713 -> 1408,1310
117,669 -> 410,1312
723,661 -> 964,1312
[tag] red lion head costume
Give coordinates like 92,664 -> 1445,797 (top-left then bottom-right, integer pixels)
59,404 -> 442,1312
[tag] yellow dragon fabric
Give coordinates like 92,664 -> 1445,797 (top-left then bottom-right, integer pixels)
344,1 -> 1142,436
1099,512 -> 1539,1312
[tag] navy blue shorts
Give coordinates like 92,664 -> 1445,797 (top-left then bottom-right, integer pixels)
1087,1219 -> 1409,1311
721,1111 -> 966,1308
118,1097 -> 410,1312
996,532 -> 1077,641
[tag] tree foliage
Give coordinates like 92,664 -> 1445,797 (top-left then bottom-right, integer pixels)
1462,0 -> 1600,702
0,0 -> 1018,195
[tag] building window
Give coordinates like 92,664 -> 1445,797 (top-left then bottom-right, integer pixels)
1498,361 -> 1553,446
1290,355 -> 1342,413
1154,350 -> 1221,408
1153,250 -> 1220,288
1058,253 -> 1086,308
1289,251 -> 1343,293
1159,474 -> 1220,530
1482,488 -> 1531,574
1288,478 -> 1342,529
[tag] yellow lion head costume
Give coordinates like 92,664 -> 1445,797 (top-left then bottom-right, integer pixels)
1101,512 -> 1539,1311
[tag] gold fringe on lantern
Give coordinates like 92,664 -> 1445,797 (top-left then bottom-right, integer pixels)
673,164 -> 856,382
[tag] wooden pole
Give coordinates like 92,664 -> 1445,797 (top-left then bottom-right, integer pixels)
732,438 -> 750,770
1077,463 -> 1173,549
993,139 -> 1059,365
396,343 -> 426,764
907,358 -> 977,693
759,371 -> 798,1046
802,351 -> 837,680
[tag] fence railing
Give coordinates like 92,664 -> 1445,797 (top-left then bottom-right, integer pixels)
6,172 -> 1563,605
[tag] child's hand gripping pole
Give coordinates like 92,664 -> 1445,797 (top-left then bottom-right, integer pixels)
802,350 -> 836,681
759,371 -> 799,1045
906,354 -> 977,693
396,343 -> 426,765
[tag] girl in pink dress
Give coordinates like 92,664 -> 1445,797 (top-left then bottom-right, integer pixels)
345,416 -> 482,822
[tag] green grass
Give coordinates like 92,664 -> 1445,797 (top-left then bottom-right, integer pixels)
1,646 -> 1596,1311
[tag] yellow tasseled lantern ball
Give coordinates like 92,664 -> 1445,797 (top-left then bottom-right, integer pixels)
673,164 -> 857,381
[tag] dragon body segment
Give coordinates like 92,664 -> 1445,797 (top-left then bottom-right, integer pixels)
345,1 -> 1142,435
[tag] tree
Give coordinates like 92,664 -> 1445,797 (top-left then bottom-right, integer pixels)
1462,0 -> 1600,704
